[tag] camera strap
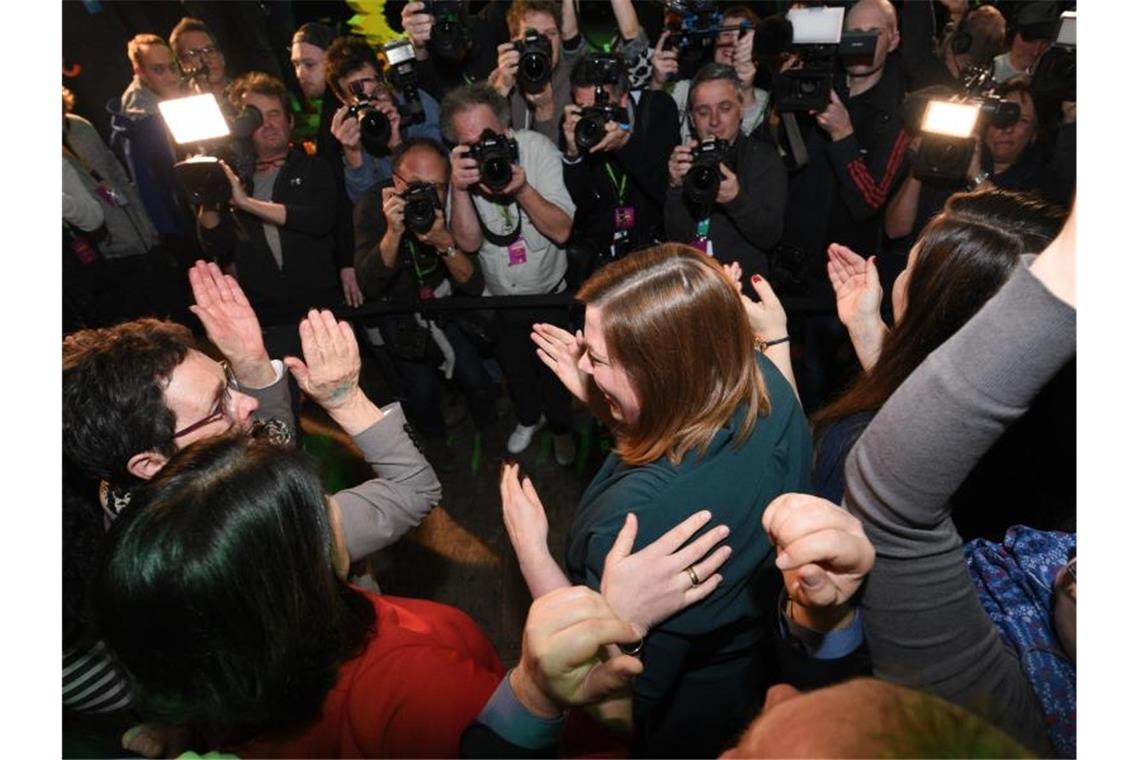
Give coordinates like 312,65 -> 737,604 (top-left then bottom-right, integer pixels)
473,199 -> 523,247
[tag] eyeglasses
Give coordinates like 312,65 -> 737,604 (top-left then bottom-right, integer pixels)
172,361 -> 239,439
393,171 -> 447,192
184,45 -> 219,60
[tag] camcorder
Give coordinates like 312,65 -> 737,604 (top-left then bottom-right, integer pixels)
466,128 -> 519,192
401,182 -> 441,234
514,28 -> 553,94
1031,11 -> 1076,104
661,0 -> 750,52
423,0 -> 471,62
684,137 -> 732,206
763,7 -> 878,112
346,80 -> 393,156
908,67 -> 1021,181
383,39 -> 426,127
573,54 -> 629,152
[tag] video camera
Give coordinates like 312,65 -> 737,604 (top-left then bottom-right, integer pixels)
423,0 -> 471,62
514,28 -> 553,94
684,137 -> 732,206
1031,11 -> 1076,104
383,39 -> 426,127
765,6 -> 878,112
401,182 -> 441,234
909,67 -> 1022,181
466,128 -> 519,192
573,54 -> 629,152
661,0 -> 750,52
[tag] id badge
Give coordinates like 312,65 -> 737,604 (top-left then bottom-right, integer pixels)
507,239 -> 528,266
613,206 -> 636,232
690,238 -> 713,256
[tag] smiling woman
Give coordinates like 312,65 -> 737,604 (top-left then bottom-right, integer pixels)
517,243 -> 813,756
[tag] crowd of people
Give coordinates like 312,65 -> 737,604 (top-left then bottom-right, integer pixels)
62,0 -> 1076,757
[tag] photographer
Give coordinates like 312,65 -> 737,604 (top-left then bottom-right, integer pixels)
400,0 -> 509,102
488,0 -> 584,145
664,64 -> 786,277
197,73 -> 341,365
442,83 -> 576,460
561,53 -> 679,278
353,138 -> 499,469
650,5 -> 769,144
326,36 -> 443,204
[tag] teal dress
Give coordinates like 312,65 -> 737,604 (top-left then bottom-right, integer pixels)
566,353 -> 812,757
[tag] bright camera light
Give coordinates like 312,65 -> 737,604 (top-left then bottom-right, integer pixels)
922,100 -> 980,138
158,94 -> 230,144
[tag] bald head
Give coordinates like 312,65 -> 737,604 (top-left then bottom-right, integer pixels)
844,0 -> 900,83
846,0 -> 898,35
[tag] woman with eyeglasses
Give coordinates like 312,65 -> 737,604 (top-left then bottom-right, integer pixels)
501,243 -> 814,757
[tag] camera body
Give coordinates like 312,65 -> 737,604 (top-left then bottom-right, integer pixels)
572,54 -> 628,152
684,137 -> 732,206
466,128 -> 520,191
663,0 -> 725,51
401,182 -> 441,234
513,28 -> 553,94
423,0 -> 470,61
347,81 -> 393,156
770,7 -> 878,112
383,39 -> 426,127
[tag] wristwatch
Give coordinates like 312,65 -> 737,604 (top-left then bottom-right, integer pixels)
438,243 -> 459,258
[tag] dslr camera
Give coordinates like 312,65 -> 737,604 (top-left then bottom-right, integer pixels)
767,7 -> 878,112
401,182 -> 441,235
466,128 -> 520,192
513,28 -> 553,94
684,137 -> 731,206
573,54 -> 629,152
423,0 -> 471,61
346,80 -> 393,156
383,39 -> 426,127
908,66 -> 1021,181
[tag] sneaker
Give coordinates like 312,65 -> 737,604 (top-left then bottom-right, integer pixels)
507,415 -> 546,454
553,432 -> 576,466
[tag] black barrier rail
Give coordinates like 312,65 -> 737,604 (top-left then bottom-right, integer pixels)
334,293 -> 837,320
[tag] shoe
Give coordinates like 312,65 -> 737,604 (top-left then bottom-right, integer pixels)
507,415 -> 546,454
553,432 -> 576,466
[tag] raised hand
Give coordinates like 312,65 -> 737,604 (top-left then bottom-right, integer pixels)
500,461 -> 551,559
188,260 -> 274,387
401,1 -> 433,48
741,273 -> 787,342
600,511 -> 731,635
283,309 -> 361,413
510,586 -> 644,717
762,493 -> 875,628
531,322 -> 590,404
722,261 -> 744,294
826,243 -> 883,330
650,32 -> 678,90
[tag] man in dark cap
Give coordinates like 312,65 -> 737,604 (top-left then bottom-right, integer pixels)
993,2 -> 1060,82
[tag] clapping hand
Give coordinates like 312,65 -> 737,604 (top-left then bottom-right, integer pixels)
826,243 -> 883,331
531,323 -> 590,404
188,260 -> 274,388
283,309 -> 361,413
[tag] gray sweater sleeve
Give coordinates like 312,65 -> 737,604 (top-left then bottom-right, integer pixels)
843,261 -> 1075,754
241,360 -> 296,439
334,402 -> 442,560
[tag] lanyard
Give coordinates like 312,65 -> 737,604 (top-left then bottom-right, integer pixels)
603,161 -> 627,205
406,239 -> 438,283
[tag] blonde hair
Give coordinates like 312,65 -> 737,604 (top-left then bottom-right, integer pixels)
577,244 -> 768,466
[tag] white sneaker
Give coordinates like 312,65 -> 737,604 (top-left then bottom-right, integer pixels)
553,432 -> 576,466
507,415 -> 546,454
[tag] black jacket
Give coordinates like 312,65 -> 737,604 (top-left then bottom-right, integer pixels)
664,129 -> 787,277
200,149 -> 341,325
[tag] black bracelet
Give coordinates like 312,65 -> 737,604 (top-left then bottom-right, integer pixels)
754,335 -> 790,352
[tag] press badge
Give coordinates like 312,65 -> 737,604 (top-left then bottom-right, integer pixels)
613,206 -> 635,232
507,239 -> 528,266
690,238 -> 715,257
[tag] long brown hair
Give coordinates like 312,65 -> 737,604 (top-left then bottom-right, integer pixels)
814,190 -> 1066,438
577,244 -> 769,466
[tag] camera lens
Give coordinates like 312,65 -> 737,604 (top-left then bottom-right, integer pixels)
405,199 -> 436,234
481,157 -> 512,191
683,164 -> 721,206
358,109 -> 392,156
430,19 -> 469,61
574,115 -> 605,151
518,52 -> 551,93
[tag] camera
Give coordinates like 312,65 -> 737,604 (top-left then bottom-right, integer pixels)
768,7 -> 879,112
911,67 -> 1022,181
383,39 -> 426,127
401,182 -> 441,234
346,80 -> 392,156
513,28 -> 553,94
572,54 -> 629,152
423,0 -> 471,62
684,137 -> 731,206
466,128 -> 519,192
663,0 -> 725,51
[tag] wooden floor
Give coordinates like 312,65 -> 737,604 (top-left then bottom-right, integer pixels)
302,392 -> 606,666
